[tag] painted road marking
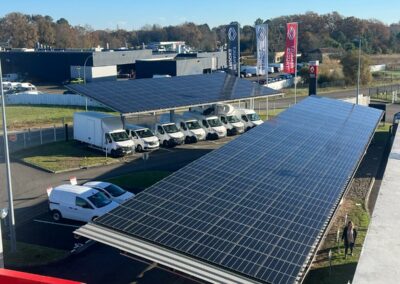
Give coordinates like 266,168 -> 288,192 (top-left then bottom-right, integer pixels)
34,219 -> 81,228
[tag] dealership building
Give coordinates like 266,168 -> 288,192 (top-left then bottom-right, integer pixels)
0,49 -> 227,83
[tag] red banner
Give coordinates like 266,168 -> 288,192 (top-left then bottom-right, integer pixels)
284,22 -> 298,74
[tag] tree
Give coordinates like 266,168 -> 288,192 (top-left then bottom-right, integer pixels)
341,51 -> 372,85
0,13 -> 38,47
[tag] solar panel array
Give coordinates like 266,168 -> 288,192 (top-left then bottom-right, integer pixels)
94,96 -> 382,284
67,73 -> 278,114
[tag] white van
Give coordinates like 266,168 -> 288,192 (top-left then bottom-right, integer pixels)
125,124 -> 159,152
83,181 -> 134,204
212,104 -> 245,136
153,122 -> 185,147
236,108 -> 264,130
47,184 -> 119,222
160,114 -> 206,143
186,111 -> 227,139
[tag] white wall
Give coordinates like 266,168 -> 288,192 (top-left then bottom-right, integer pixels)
70,65 -> 117,82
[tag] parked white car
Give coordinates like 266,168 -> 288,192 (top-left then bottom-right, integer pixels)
236,108 -> 264,130
83,181 -> 134,204
153,122 -> 185,147
125,124 -> 159,152
47,184 -> 119,222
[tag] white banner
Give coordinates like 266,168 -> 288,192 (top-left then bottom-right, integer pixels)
256,24 -> 268,76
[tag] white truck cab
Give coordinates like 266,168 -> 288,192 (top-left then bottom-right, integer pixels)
83,181 -> 135,204
47,184 -> 119,223
153,122 -> 185,147
185,111 -> 227,139
212,104 -> 245,136
74,112 -> 134,157
125,124 -> 159,152
236,108 -> 264,130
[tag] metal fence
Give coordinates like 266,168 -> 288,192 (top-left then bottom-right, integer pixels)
368,84 -> 400,102
5,94 -> 104,107
0,125 -> 73,154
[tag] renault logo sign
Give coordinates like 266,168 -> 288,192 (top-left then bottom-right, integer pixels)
287,26 -> 296,40
228,27 -> 237,41
257,26 -> 266,41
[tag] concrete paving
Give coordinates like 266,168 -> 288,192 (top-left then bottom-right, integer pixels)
353,125 -> 400,284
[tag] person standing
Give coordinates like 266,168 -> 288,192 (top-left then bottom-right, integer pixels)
342,221 -> 357,258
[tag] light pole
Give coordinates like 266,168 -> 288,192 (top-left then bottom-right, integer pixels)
356,38 -> 361,105
83,54 -> 93,85
83,54 -> 93,111
0,59 -> 17,253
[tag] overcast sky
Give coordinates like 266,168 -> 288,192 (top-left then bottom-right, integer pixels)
2,0 -> 400,29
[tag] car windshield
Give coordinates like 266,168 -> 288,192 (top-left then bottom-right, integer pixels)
208,118 -> 222,127
186,121 -> 201,130
137,129 -> 154,138
87,192 -> 112,208
248,113 -> 261,121
104,184 -> 126,197
227,115 -> 240,123
111,131 -> 129,142
163,124 -> 179,133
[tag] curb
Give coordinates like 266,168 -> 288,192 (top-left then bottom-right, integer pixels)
364,177 -> 375,216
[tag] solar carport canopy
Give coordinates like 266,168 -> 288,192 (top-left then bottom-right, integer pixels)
76,96 -> 383,284
67,73 -> 279,115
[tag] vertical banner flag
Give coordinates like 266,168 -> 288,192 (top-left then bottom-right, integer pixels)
284,22 -> 298,74
227,23 -> 240,74
256,24 -> 268,76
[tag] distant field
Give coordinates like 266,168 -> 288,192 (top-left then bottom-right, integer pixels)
1,105 -> 115,131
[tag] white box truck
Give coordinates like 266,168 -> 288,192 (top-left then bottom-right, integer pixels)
74,112 -> 134,157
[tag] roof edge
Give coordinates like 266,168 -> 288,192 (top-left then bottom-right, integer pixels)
75,224 -> 262,284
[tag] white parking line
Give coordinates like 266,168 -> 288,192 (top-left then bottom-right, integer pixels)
34,219 -> 81,228
159,148 -> 175,153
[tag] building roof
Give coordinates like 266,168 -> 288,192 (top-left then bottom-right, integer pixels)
67,73 -> 280,116
75,96 -> 382,284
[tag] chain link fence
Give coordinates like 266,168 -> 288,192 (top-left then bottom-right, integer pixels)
0,125 -> 73,155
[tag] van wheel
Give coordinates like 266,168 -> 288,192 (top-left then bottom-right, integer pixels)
246,126 -> 251,131
185,136 -> 191,144
111,149 -> 117,157
136,145 -> 143,152
52,210 -> 62,222
162,140 -> 168,147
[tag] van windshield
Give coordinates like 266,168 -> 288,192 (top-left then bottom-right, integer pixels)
136,129 -> 154,138
186,121 -> 201,130
104,184 -> 126,197
163,124 -> 179,133
208,118 -> 222,127
87,192 -> 112,208
227,115 -> 240,123
111,131 -> 130,142
247,113 -> 261,122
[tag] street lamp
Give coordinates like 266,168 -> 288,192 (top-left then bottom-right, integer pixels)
83,54 -> 93,85
0,59 -> 17,253
356,37 -> 362,105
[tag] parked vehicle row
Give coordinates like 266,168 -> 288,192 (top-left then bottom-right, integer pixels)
47,181 -> 134,223
73,104 -> 263,156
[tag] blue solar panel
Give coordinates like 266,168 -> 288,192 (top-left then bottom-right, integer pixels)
91,96 -> 382,283
66,73 -> 278,114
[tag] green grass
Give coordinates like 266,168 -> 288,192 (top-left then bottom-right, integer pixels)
106,171 -> 171,191
14,140 -> 120,172
305,202 -> 370,284
259,108 -> 286,120
4,240 -> 68,267
1,105 -> 116,130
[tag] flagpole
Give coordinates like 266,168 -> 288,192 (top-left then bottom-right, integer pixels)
266,24 -> 269,87
294,22 -> 298,104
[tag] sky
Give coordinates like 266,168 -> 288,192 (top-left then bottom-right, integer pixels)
2,0 -> 400,29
